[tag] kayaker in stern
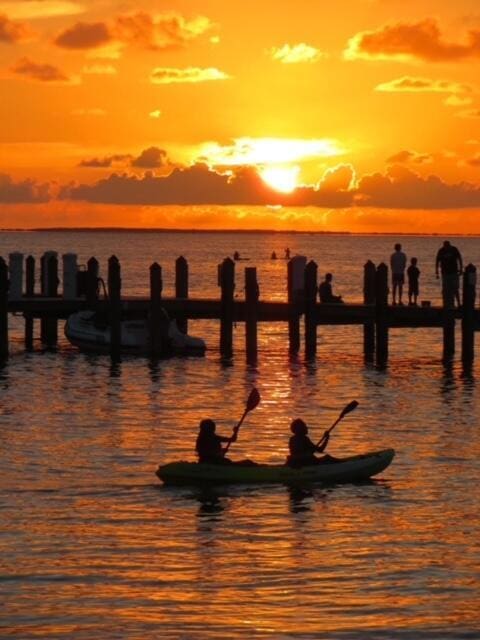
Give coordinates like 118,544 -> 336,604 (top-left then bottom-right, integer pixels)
195,419 -> 238,464
287,418 -> 335,468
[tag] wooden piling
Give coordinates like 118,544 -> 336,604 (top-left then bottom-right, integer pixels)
175,256 -> 189,334
43,254 -> 58,347
219,257 -> 235,359
363,260 -> 376,358
108,255 -> 122,359
287,259 -> 300,354
461,263 -> 476,363
0,257 -> 8,360
149,262 -> 167,357
375,263 -> 389,366
25,255 -> 35,350
245,267 -> 259,362
86,257 -> 99,307
304,260 -> 318,358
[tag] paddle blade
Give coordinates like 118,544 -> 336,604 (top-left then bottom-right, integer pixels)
246,387 -> 261,412
340,400 -> 359,418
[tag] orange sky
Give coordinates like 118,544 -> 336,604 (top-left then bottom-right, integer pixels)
1,0 -> 480,231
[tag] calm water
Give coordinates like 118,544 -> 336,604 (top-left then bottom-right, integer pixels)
1,230 -> 480,639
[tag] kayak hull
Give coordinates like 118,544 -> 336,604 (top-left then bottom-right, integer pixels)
156,449 -> 395,486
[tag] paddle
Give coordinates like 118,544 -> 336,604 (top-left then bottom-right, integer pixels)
316,400 -> 359,446
223,387 -> 261,454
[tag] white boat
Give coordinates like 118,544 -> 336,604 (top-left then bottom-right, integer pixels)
64,310 -> 206,356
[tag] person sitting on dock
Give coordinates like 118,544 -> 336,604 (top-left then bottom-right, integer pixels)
318,273 -> 343,303
287,419 -> 333,467
195,419 -> 238,464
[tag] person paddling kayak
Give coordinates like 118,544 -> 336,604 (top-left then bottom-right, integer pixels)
287,418 -> 335,468
195,419 -> 238,464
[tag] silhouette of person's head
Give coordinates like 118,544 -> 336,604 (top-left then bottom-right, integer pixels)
411,257 -> 417,265
325,273 -> 333,282
199,419 -> 216,434
394,243 -> 401,251
290,418 -> 308,435
443,240 -> 451,249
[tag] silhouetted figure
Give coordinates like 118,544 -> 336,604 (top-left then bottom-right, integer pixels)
318,273 -> 343,303
287,419 -> 331,468
390,243 -> 407,305
435,240 -> 463,308
195,419 -> 238,464
407,257 -> 420,306
233,251 -> 240,261
285,248 -> 291,259
271,251 -> 277,260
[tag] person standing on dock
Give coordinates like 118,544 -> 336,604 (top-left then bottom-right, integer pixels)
435,240 -> 463,308
390,243 -> 407,305
407,257 -> 420,306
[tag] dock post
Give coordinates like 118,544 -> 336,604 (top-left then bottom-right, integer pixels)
175,256 -> 189,334
62,253 -> 78,299
363,260 -> 376,359
43,253 -> 58,347
245,266 -> 259,363
0,257 -> 8,360
108,255 -> 122,359
461,263 -> 476,363
219,257 -> 235,359
25,255 -> 35,350
375,262 -> 389,366
304,260 -> 318,358
287,256 -> 306,354
149,262 -> 167,357
86,257 -> 99,307
40,251 -> 56,344
8,252 -> 23,301
442,279 -> 456,361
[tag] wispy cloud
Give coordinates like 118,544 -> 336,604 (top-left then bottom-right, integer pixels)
149,109 -> 162,119
457,108 -> 480,118
386,150 -> 433,164
269,43 -> 323,64
375,76 -> 473,93
0,13 -> 33,43
82,64 -> 117,75
150,66 -> 229,84
345,19 -> 480,62
54,21 -> 111,49
11,57 -> 78,83
0,1 -> 84,20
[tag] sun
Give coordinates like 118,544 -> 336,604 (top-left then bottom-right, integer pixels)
260,165 -> 299,193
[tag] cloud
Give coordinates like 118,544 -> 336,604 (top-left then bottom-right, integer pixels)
444,94 -> 473,106
78,154 -> 131,168
269,43 -> 323,64
355,165 -> 480,209
457,108 -> 480,118
113,11 -> 213,50
53,11 -> 214,52
71,108 -> 106,116
0,2 -> 85,20
345,19 -> 480,62
386,150 -> 433,164
82,64 -> 116,75
375,76 -> 473,93
0,173 -> 51,203
149,109 -> 162,118
131,147 -> 169,168
466,154 -> 480,167
150,66 -> 229,84
0,13 -> 32,42
11,57 -> 77,83
54,21 -> 111,49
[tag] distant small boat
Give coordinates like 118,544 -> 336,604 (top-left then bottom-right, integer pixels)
64,310 -> 206,356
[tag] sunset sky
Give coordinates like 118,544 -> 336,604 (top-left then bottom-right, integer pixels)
1,0 -> 480,231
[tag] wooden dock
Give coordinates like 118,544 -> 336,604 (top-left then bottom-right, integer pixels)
0,253 -> 477,365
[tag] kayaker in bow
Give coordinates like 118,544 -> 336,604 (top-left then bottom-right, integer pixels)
195,419 -> 238,464
287,418 -> 334,468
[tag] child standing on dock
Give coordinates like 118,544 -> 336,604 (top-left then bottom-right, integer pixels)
407,257 -> 420,306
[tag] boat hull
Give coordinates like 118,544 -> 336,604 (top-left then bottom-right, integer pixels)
156,449 -> 395,486
64,311 -> 206,356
